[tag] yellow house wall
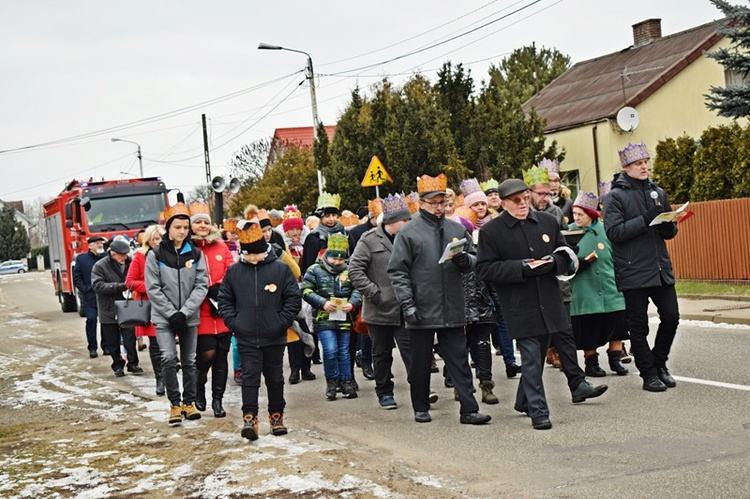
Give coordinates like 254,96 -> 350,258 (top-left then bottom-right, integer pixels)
547,37 -> 745,197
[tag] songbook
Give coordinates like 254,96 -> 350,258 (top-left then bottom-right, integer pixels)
329,297 -> 347,321
562,229 -> 585,246
649,202 -> 694,226
438,238 -> 467,264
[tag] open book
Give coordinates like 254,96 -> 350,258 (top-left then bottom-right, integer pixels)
649,202 -> 694,226
438,238 -> 467,264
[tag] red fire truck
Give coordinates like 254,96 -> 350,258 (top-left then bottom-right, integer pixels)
43,177 -> 170,313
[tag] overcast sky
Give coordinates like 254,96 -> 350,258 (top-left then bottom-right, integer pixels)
0,0 -> 724,205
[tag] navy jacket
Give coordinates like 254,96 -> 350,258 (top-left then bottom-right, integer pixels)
73,251 -> 103,308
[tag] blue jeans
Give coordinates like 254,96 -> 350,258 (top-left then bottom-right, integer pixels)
231,335 -> 241,372
494,317 -> 517,365
155,324 -> 197,407
83,305 -> 101,352
318,329 -> 352,381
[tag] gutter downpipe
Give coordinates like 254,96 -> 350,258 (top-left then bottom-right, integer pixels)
592,123 -> 601,189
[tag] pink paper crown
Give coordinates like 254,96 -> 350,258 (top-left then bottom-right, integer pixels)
618,141 -> 650,167
573,191 -> 599,212
597,181 -> 611,199
537,158 -> 560,177
382,193 -> 410,215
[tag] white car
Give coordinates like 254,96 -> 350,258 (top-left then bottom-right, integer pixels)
0,260 -> 28,274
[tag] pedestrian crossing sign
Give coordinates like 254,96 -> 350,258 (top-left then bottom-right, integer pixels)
361,156 -> 393,187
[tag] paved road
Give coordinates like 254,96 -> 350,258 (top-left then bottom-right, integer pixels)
2,271 -> 750,497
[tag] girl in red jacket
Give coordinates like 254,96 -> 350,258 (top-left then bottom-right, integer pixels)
189,203 -> 235,417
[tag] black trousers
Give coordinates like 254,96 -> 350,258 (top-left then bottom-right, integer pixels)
287,340 -> 312,373
466,322 -> 493,381
101,323 -> 138,372
623,285 -> 679,379
238,343 -> 285,416
410,327 -> 479,414
367,323 -> 411,397
552,303 -> 586,393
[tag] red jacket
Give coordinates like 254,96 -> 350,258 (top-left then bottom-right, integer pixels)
125,250 -> 156,338
194,229 -> 235,335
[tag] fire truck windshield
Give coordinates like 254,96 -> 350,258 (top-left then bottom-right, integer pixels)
86,192 -> 166,231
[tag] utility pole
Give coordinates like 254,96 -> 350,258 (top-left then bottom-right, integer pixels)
202,114 -> 211,183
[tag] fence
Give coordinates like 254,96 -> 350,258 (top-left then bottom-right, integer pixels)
665,197 -> 750,281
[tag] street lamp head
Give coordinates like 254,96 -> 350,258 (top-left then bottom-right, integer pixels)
111,138 -> 120,143
258,43 -> 283,50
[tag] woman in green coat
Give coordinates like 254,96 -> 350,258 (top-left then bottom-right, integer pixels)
569,192 -> 629,377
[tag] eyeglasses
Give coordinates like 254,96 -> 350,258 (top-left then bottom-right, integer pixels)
505,192 -> 531,205
532,191 -> 551,197
421,200 -> 447,208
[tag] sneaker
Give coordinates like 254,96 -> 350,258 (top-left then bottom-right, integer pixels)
341,379 -> 358,399
378,395 -> 397,410
428,391 -> 439,404
127,365 -> 144,375
169,405 -> 183,425
233,369 -> 242,385
114,368 -> 125,377
241,414 -> 259,441
269,413 -> 288,436
89,349 -> 98,358
181,403 -> 202,420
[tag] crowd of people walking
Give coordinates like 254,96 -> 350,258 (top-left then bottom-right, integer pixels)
75,141 -> 681,438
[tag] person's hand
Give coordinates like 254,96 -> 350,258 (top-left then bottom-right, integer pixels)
451,251 -> 471,271
522,256 -> 554,277
168,312 -> 188,335
207,284 -> 221,300
369,290 -> 383,306
642,205 -> 666,225
323,301 -> 338,313
342,302 -> 354,313
656,222 -> 676,238
403,308 -> 421,325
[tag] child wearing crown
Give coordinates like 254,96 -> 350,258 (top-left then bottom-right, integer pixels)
301,233 -> 362,401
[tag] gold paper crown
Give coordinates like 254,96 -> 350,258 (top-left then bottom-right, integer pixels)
368,198 -> 383,218
326,233 -> 349,254
455,194 -> 465,207
238,222 -> 264,244
339,213 -> 360,227
480,178 -> 499,193
223,218 -> 238,232
523,166 -> 550,186
164,202 -> 189,221
257,208 -> 270,222
407,192 -> 420,213
454,205 -> 478,225
417,173 -> 447,195
317,192 -> 341,210
188,202 -> 211,217
283,205 -> 302,219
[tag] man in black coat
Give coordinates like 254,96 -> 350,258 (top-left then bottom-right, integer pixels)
476,179 -> 606,430
603,142 -> 680,392
73,236 -> 108,358
92,238 -> 141,377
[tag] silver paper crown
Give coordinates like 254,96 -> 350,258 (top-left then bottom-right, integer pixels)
618,141 -> 650,167
573,191 -> 599,212
537,158 -> 559,175
382,193 -> 410,215
597,181 -> 611,199
459,178 -> 483,197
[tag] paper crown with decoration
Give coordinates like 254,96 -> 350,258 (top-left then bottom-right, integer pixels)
188,202 -> 211,223
523,165 -> 551,186
238,221 -> 264,244
368,198 -> 383,219
459,178 -> 488,208
283,205 -> 301,219
339,212 -> 360,228
381,193 -> 411,224
538,158 -> 560,179
454,205 -> 478,226
417,173 -> 447,198
597,181 -> 611,199
325,233 -> 349,258
164,202 -> 190,228
573,191 -> 600,219
618,141 -> 650,167
317,192 -> 341,210
222,218 -> 238,233
407,192 -> 420,213
480,178 -> 500,194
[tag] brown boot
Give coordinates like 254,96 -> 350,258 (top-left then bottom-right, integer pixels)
479,380 -> 499,404
241,414 -> 259,441
551,348 -> 562,370
269,413 -> 288,436
169,405 -> 182,425
181,403 -> 202,421
546,348 -> 555,366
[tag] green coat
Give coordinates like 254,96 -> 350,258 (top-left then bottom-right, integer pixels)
569,220 -> 625,316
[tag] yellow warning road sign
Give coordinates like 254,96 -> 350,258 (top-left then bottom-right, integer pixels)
361,156 -> 393,187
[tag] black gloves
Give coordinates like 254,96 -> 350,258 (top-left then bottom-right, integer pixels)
577,258 -> 591,272
656,222 -> 676,238
207,284 -> 221,300
403,308 -> 421,325
522,256 -> 555,277
168,311 -> 188,335
642,205 -> 666,225
451,251 -> 472,271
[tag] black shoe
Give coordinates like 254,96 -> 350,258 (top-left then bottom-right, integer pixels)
212,398 -> 226,418
289,370 -> 301,385
513,404 -> 530,417
414,411 -> 432,423
102,348 -> 112,356
301,370 -> 316,381
505,363 -> 521,378
127,365 -> 144,375
607,350 -> 629,376
355,351 -> 363,368
155,378 -> 165,396
341,379 -> 358,399
312,357 -> 322,365
584,364 -> 607,377
325,379 -> 338,400
460,412 -> 491,425
532,416 -> 552,430
89,350 -> 98,358
114,368 -> 125,377
571,380 -> 608,403
362,364 -> 374,380
656,367 -> 676,388
643,374 -> 668,392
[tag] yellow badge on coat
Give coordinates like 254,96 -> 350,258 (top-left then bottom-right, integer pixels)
542,234 -> 550,243
216,254 -> 223,261
265,283 -> 277,293
185,260 -> 194,269
598,242 -> 605,250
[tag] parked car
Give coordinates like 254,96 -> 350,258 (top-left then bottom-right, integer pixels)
0,260 -> 28,275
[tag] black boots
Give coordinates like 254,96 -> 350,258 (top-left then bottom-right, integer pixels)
326,379 -> 338,400
607,350 -> 629,376
195,369 -> 208,411
584,353 -> 607,377
211,364 -> 228,417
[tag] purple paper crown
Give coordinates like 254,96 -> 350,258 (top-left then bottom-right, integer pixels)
459,178 -> 488,208
618,141 -> 650,167
382,193 -> 410,215
573,191 -> 599,212
597,181 -> 611,199
537,158 -> 560,178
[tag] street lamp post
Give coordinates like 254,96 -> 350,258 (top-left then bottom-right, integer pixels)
258,42 -> 323,195
111,138 -> 143,178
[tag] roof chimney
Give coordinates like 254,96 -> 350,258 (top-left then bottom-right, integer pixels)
632,19 -> 662,47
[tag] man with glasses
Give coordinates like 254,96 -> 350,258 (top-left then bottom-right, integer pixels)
477,179 -> 607,430
389,174 -> 490,426
540,159 -> 573,224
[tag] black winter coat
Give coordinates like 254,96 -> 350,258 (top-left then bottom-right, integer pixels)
73,251 -> 103,308
91,255 -> 131,324
476,210 -> 572,339
603,172 -> 677,291
218,251 -> 301,348
462,271 -> 496,325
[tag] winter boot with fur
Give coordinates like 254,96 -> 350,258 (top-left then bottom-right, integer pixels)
479,380 -> 499,404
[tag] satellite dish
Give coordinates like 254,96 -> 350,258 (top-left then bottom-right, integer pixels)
616,107 -> 640,132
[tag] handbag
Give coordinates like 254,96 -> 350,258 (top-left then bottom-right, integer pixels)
115,290 -> 152,328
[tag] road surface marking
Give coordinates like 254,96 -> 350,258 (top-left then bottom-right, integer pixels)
674,376 -> 750,392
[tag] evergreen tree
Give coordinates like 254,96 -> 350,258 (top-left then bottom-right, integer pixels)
653,135 -> 697,204
434,62 -> 475,158
731,123 -> 750,198
690,123 -> 742,201
0,205 -> 31,261
493,44 -> 571,102
705,0 -> 750,118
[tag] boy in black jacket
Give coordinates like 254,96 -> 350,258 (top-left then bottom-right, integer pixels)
218,220 -> 301,441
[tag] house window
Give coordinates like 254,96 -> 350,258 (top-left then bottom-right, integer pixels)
561,169 -> 580,201
725,69 -> 750,87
